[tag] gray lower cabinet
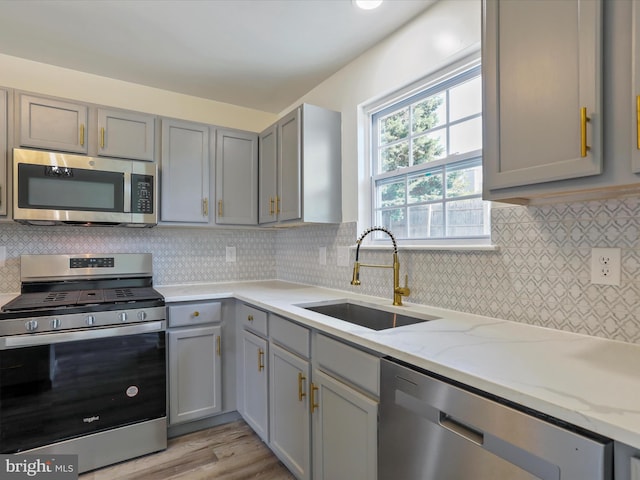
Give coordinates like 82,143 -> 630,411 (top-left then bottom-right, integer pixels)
215,128 -> 258,225
160,118 -> 210,223
236,302 -> 378,480
97,108 -> 155,161
19,93 -> 88,154
236,303 -> 269,442
168,302 -> 223,425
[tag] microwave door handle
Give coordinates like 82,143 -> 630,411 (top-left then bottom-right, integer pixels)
123,171 -> 131,213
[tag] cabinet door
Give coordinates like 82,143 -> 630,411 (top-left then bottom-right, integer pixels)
312,369 -> 378,480
160,119 -> 210,223
19,94 -> 88,154
239,329 -> 269,442
97,108 -> 155,161
259,124 -> 278,224
278,108 -> 301,222
0,89 -> 6,216
483,0 -> 602,191
269,344 -> 311,480
168,325 -> 222,425
215,128 -> 258,225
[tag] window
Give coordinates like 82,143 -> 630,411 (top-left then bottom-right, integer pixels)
369,65 -> 489,243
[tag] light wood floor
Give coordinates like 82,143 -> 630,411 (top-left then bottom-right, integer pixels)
79,420 -> 295,480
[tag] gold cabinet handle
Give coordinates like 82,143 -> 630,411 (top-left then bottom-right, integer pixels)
580,107 -> 591,157
636,96 -> 640,150
247,314 -> 254,322
269,197 -> 275,215
216,335 -> 221,357
298,372 -> 306,401
80,124 -> 85,146
218,200 -> 223,217
258,348 -> 265,372
193,311 -> 200,317
100,127 -> 105,149
276,196 -> 280,214
203,198 -> 209,216
310,382 -> 319,413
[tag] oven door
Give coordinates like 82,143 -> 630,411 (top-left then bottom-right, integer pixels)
0,322 -> 166,453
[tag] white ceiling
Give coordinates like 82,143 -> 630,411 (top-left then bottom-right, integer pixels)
0,0 -> 435,113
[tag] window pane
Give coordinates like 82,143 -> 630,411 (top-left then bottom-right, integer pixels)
413,130 -> 446,165
379,108 -> 409,145
378,180 -> 406,207
446,198 -> 487,237
412,94 -> 446,134
408,171 -> 443,203
450,117 -> 482,155
450,76 -> 482,122
380,141 -> 409,172
409,204 -> 443,238
379,208 -> 406,238
446,162 -> 482,198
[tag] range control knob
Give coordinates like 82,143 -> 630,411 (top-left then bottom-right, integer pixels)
85,315 -> 96,326
118,312 -> 128,322
25,320 -> 38,332
50,318 -> 61,330
137,311 -> 147,321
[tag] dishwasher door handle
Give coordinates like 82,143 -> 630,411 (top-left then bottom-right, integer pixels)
439,412 -> 484,446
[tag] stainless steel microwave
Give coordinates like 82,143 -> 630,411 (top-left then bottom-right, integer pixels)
13,148 -> 157,227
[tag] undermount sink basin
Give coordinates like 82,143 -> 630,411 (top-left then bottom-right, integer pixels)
302,302 -> 438,331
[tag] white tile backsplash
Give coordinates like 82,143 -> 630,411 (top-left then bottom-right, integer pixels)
2,195 -> 640,344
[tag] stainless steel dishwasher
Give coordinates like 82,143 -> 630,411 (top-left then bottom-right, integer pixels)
379,358 -> 613,480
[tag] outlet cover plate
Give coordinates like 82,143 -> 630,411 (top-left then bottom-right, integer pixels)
590,247 -> 621,286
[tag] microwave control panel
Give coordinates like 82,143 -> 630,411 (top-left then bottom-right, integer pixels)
131,174 -> 154,214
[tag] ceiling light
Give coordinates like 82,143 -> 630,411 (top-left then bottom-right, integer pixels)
353,0 -> 384,10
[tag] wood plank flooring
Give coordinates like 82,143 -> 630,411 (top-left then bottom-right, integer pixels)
79,420 -> 295,480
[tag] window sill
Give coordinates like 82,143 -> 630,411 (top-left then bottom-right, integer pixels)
352,243 -> 499,252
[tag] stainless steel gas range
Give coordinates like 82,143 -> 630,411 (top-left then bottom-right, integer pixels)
0,253 -> 167,473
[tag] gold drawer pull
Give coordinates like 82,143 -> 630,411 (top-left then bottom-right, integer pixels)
218,200 -> 223,217
310,382 -> 319,413
216,336 -> 221,357
580,107 -> 591,157
269,197 -> 275,215
80,124 -> 85,146
298,372 -> 306,401
100,127 -> 105,148
193,311 -> 200,317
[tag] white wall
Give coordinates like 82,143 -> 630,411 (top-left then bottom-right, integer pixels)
282,0 -> 481,222
0,53 -> 277,132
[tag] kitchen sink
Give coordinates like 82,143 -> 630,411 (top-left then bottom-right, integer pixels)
302,302 -> 438,331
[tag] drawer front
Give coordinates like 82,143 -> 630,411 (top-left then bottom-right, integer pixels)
168,301 -> 221,327
270,314 -> 310,359
238,303 -> 268,336
315,334 -> 379,397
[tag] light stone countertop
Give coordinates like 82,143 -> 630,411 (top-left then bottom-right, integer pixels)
157,280 -> 640,450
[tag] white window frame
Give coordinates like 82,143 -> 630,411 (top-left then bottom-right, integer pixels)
359,55 -> 491,249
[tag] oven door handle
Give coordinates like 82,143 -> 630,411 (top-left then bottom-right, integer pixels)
0,321 -> 166,349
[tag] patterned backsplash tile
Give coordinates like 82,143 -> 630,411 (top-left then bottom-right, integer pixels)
2,195 -> 640,344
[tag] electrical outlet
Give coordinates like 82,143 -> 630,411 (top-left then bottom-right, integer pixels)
226,246 -> 236,263
590,247 -> 621,286
319,247 -> 327,266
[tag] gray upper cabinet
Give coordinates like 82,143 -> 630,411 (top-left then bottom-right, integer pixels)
259,124 -> 278,224
483,0 -> 604,202
215,128 -> 258,225
19,93 -> 88,154
97,108 -> 155,161
0,89 -> 7,216
160,118 -> 210,223
259,104 -> 342,225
